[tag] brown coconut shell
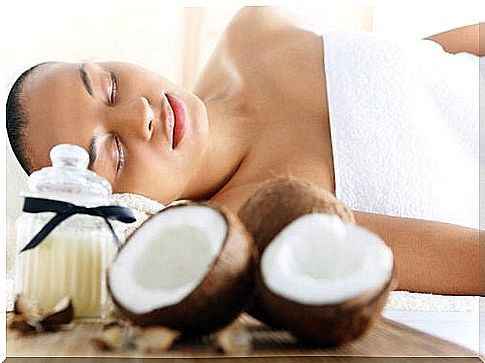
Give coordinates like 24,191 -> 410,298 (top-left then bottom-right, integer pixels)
237,177 -> 357,326
238,176 -> 355,254
108,202 -> 258,337
259,267 -> 397,347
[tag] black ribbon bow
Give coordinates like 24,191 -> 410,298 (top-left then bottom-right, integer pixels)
20,197 -> 136,253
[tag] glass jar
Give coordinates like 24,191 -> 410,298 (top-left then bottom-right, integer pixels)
15,144 -> 120,321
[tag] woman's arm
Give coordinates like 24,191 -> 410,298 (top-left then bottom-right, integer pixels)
354,211 -> 480,295
212,182 -> 480,296
425,23 -> 483,56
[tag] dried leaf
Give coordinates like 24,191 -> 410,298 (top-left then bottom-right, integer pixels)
13,294 -> 42,320
10,295 -> 74,335
213,318 -> 252,355
91,337 -> 114,351
26,317 -> 44,333
134,326 -> 180,353
40,296 -> 74,328
91,323 -> 137,352
103,325 -> 125,349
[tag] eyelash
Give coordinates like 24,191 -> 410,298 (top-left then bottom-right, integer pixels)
110,72 -> 117,104
114,135 -> 125,173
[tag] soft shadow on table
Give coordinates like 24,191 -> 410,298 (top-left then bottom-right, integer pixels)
4,357 -> 482,362
6,312 -> 479,361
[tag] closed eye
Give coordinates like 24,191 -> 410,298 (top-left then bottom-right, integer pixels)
114,135 -> 125,173
110,72 -> 117,104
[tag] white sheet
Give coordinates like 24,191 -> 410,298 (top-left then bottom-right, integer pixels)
323,31 -> 480,229
384,291 -> 479,352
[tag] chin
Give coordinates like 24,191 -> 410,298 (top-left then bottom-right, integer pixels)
190,95 -> 210,135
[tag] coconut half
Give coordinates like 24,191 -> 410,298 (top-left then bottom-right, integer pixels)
238,177 -> 396,346
260,213 -> 395,346
108,202 -> 257,337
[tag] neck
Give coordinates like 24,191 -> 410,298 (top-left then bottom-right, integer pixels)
180,97 -> 254,202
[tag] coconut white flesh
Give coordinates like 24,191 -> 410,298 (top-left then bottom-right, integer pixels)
109,205 -> 227,314
261,213 -> 393,305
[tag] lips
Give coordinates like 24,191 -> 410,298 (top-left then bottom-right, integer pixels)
162,94 -> 175,148
165,94 -> 187,149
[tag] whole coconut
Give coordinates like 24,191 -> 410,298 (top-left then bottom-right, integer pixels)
238,176 -> 355,254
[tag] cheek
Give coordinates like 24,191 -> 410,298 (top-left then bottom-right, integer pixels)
115,152 -> 187,202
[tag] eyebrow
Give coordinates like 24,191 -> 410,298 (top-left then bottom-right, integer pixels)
79,63 -> 94,97
87,134 -> 98,169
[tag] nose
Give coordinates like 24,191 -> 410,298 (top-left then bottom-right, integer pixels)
106,97 -> 154,140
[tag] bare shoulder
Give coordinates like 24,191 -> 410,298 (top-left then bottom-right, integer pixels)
224,7 -> 317,53
220,6 -> 325,97
226,7 -> 298,38
194,7 -> 312,98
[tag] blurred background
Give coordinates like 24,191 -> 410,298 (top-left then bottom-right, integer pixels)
4,1 -> 483,306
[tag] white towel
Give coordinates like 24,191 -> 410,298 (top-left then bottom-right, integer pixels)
111,192 -> 165,240
323,32 -> 480,229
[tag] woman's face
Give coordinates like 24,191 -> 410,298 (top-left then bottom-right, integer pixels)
23,62 -> 209,204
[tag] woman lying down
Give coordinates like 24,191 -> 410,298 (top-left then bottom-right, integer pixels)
6,7 -> 481,296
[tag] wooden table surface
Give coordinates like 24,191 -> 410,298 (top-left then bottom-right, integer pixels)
6,312 -> 477,360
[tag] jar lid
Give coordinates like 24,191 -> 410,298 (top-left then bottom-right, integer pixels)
27,144 -> 112,201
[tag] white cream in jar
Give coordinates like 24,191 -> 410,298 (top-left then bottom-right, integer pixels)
15,144 -> 124,320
